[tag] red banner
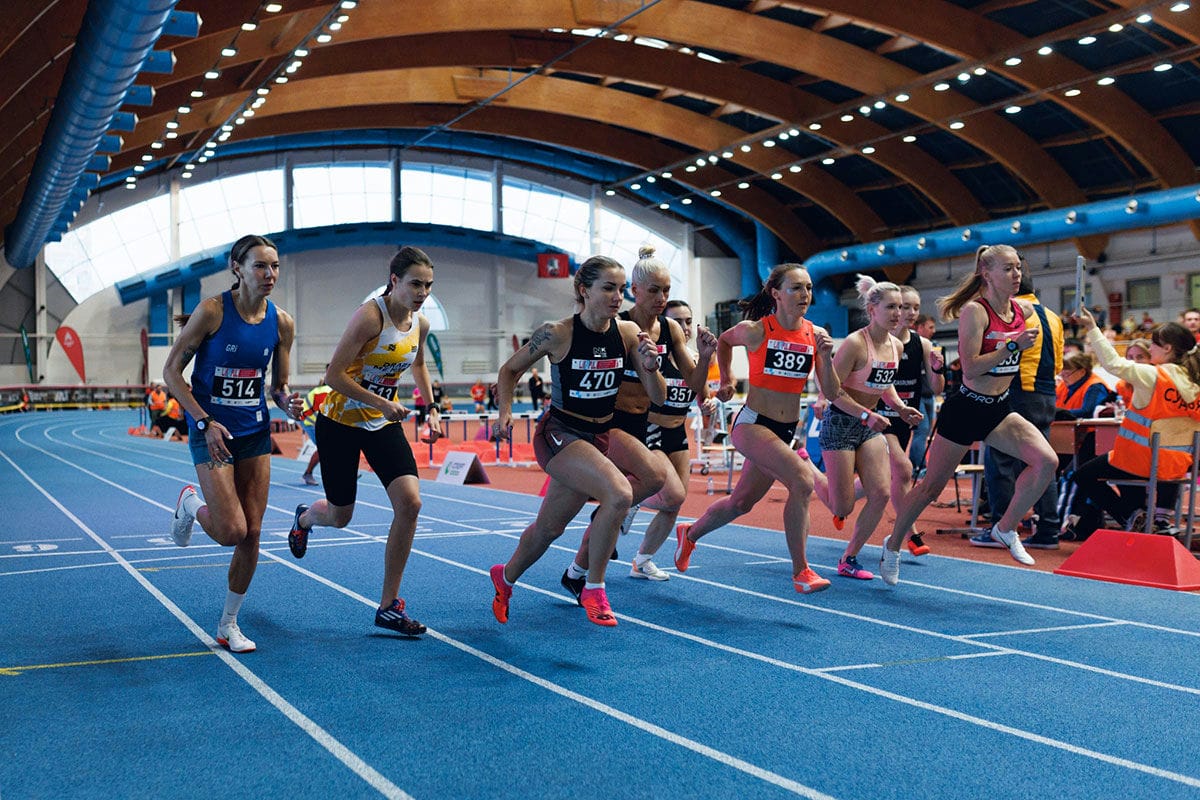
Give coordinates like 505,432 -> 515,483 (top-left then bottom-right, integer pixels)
537,252 -> 569,278
56,326 -> 86,383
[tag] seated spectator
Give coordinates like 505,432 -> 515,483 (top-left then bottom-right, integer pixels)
1055,352 -> 1111,420
153,394 -> 187,440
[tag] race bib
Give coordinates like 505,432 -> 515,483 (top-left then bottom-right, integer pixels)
212,366 -> 263,407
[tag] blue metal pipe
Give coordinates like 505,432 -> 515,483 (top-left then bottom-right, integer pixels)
109,111 -> 138,132
140,50 -> 176,74
4,0 -> 178,268
122,84 -> 155,107
805,183 -> 1200,282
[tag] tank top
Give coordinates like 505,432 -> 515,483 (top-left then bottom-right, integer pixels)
880,332 -> 923,418
978,297 -> 1026,377
321,296 -> 421,431
619,311 -> 671,383
551,314 -> 625,422
189,291 -> 279,437
747,315 -> 816,393
841,329 -> 899,397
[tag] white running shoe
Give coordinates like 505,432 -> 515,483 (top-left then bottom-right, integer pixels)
990,525 -> 1035,566
879,535 -> 901,586
619,505 -> 640,537
172,485 -> 197,547
216,620 -> 256,653
630,558 -> 670,581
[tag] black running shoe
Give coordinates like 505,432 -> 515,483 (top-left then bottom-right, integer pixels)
560,569 -> 585,606
289,504 -> 310,558
375,598 -> 425,636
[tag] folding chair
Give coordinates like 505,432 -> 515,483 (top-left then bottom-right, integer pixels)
935,440 -> 987,537
1105,417 -> 1200,546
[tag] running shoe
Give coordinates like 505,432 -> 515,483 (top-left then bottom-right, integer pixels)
560,569 -> 585,606
301,473 -> 318,486
491,564 -> 512,623
906,532 -> 931,556
837,556 -> 874,580
630,558 -> 670,581
1021,534 -> 1060,550
171,485 -> 197,547
215,620 -> 256,653
879,535 -> 901,586
968,530 -> 1006,549
289,504 -> 311,559
988,525 -> 1036,566
619,505 -> 640,537
375,598 -> 426,636
832,515 -> 846,531
579,587 -> 618,627
793,567 -> 830,594
674,523 -> 696,572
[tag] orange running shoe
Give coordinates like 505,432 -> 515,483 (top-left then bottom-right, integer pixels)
490,564 -> 512,624
832,515 -> 845,531
793,567 -> 831,594
674,523 -> 696,572
906,532 -> 931,556
579,587 -> 617,627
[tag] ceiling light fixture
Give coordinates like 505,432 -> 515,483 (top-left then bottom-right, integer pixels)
1038,45 -> 1053,55
894,93 -> 909,102
1097,76 -> 1115,85
1005,105 -> 1021,114
809,122 -> 822,130
933,82 -> 950,91
242,22 -> 258,31
861,146 -> 876,154
1065,88 -> 1082,97
221,46 -> 237,57
1004,57 -> 1022,66
902,135 -> 916,143
949,120 -> 965,129
265,3 -> 283,11
1078,35 -> 1097,45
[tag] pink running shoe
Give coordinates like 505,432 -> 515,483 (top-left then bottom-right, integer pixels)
674,523 -> 696,572
836,556 -> 874,580
579,587 -> 617,627
793,567 -> 831,594
490,564 -> 512,624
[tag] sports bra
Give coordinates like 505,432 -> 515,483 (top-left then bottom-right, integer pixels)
840,329 -> 899,397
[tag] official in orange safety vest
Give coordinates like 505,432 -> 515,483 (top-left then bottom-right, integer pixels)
147,383 -> 167,425
1069,309 -> 1200,537
1054,352 -> 1110,419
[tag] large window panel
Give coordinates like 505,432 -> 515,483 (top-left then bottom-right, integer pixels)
178,169 -> 284,257
401,165 -> 493,231
502,180 -> 591,260
293,163 -> 392,228
44,194 -> 171,303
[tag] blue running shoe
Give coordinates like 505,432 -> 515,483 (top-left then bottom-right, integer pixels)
375,598 -> 425,636
289,504 -> 310,558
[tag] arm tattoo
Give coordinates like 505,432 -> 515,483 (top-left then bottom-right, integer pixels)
180,348 -> 196,368
527,325 -> 553,356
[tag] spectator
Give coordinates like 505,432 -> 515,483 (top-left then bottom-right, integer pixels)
470,378 -> 487,413
300,380 -> 332,485
981,267 -> 1064,551
1139,312 -> 1155,333
1183,308 -> 1200,344
431,379 -> 449,413
153,394 -> 187,440
908,309 -> 940,478
487,381 -> 499,412
146,382 -> 167,428
527,367 -> 545,411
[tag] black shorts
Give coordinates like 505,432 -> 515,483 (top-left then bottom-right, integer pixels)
881,414 -> 913,451
610,408 -> 649,442
533,411 -> 610,469
936,385 -> 1013,446
647,422 -> 689,455
732,407 -> 798,444
315,414 -> 417,506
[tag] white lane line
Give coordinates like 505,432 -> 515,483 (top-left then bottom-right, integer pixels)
0,447 -> 413,800
24,417 -> 841,797
962,621 -> 1129,639
258,549 -> 837,800
813,651 -> 1010,673
413,549 -> 1200,791
25,417 -> 1200,784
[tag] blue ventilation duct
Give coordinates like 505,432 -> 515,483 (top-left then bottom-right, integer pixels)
805,183 -> 1200,281
802,183 -> 1200,336
4,0 -> 178,269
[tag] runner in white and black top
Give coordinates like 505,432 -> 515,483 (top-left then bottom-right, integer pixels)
489,255 -> 665,628
878,285 -> 943,556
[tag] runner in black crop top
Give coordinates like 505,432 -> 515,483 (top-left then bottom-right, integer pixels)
488,255 -> 666,628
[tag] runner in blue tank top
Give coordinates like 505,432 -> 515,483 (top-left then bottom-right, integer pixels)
489,255 -> 666,627
164,234 -> 301,653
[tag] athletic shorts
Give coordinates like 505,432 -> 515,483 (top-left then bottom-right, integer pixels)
881,413 -> 913,451
732,406 -> 798,444
533,411 -> 610,469
610,408 -> 649,442
647,422 -> 689,454
315,414 -> 417,507
188,428 -> 271,466
936,385 -> 1012,446
818,405 -> 882,451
